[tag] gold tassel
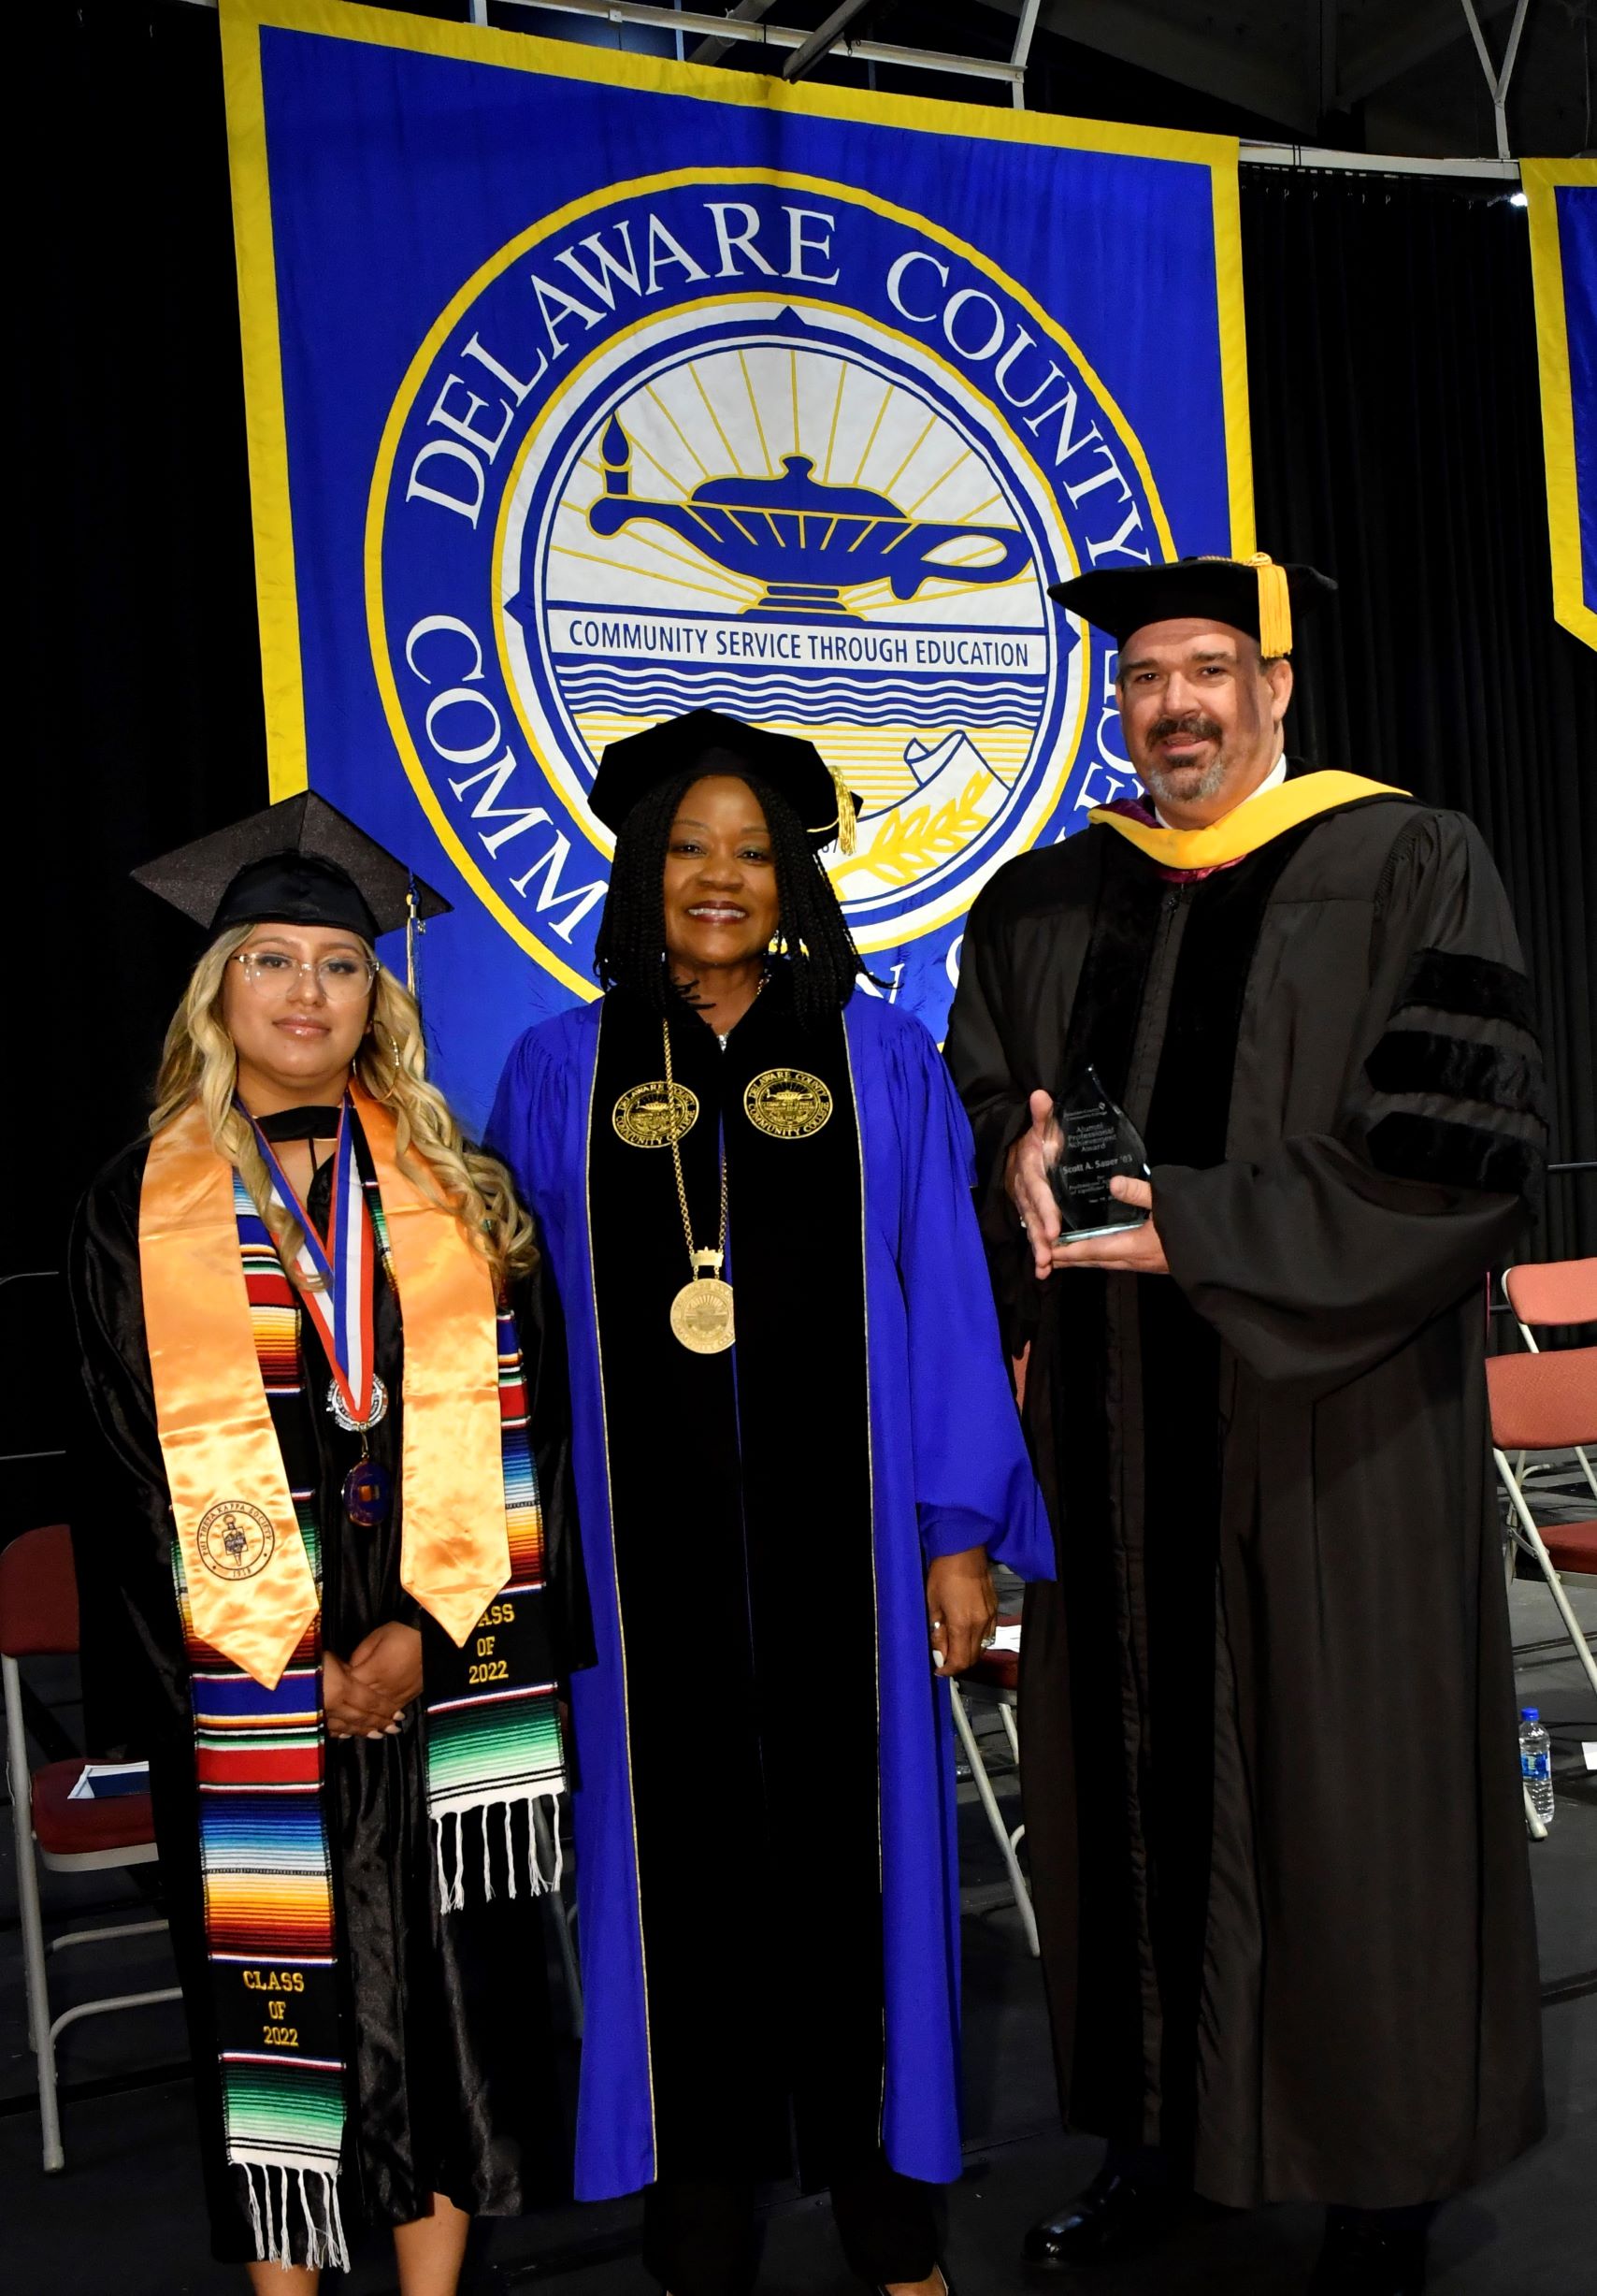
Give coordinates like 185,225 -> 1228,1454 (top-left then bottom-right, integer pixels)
406,877 -> 421,1002
1248,552 -> 1293,658
827,767 -> 858,857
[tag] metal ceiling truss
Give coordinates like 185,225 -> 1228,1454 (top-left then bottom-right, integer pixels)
180,0 -> 1543,181
990,0 -> 1541,159
1334,0 -> 1525,112
484,0 -> 1045,104
1459,0 -> 1534,162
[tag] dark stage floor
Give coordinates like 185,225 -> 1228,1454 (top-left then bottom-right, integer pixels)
4,1580 -> 1592,2296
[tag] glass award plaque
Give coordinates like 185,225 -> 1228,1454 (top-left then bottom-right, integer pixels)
1046,1067 -> 1151,1240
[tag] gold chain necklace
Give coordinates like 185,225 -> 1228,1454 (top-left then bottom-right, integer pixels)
662,1018 -> 735,1354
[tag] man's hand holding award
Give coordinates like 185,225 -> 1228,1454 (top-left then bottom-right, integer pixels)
1006,1074 -> 1169,1278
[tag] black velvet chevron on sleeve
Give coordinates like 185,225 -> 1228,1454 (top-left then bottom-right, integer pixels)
1364,1111 -> 1544,1200
1391,947 -> 1539,1035
1363,1030 -> 1545,1117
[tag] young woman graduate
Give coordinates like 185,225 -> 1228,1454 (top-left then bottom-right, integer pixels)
68,793 -> 588,2291
488,710 -> 1052,2296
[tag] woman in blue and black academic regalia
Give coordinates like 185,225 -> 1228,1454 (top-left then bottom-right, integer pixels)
489,710 -> 1052,2296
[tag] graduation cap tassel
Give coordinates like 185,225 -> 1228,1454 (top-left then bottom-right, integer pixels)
829,767 -> 858,857
405,875 -> 422,1003
1248,553 -> 1293,659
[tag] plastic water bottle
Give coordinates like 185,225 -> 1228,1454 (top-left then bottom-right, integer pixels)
1519,1709 -> 1555,1829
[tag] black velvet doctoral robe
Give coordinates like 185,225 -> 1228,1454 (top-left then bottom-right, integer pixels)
944,785 -> 1547,2211
67,1119 -> 588,2258
588,985 -> 884,2189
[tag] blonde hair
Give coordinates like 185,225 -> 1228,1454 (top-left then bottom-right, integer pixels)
150,925 -> 536,1288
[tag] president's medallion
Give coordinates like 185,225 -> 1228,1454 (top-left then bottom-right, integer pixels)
669,1274 -> 736,1354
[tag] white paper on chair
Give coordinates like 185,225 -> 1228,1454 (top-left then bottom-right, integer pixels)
68,1761 -> 151,1800
1584,1743 -> 1597,1773
989,1625 -> 1023,1653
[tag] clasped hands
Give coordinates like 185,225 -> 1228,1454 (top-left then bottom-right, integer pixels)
324,1620 -> 424,1740
1005,1088 -> 1170,1280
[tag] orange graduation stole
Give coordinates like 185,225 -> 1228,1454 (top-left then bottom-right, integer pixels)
138,1082 -> 510,1687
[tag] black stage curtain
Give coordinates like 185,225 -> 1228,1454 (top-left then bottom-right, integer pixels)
1243,171 -> 1596,1262
13,14 -> 1594,1532
12,3 -> 267,1531
21,1 -> 266,1235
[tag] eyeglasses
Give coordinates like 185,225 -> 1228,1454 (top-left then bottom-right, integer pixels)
232,949 -> 379,1003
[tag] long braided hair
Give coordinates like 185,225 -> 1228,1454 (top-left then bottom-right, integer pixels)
593,767 -> 868,1023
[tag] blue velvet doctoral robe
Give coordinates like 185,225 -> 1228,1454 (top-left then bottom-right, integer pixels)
490,988 -> 1050,2201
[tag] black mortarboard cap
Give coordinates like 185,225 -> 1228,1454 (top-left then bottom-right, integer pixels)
587,708 -> 859,854
131,791 -> 452,941
1048,553 -> 1336,655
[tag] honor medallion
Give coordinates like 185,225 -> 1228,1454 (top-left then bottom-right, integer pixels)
328,1373 -> 388,1434
342,1459 -> 395,1528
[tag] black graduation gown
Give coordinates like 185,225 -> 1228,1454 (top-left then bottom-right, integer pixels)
66,1117 -> 589,2258
944,788 -> 1547,2211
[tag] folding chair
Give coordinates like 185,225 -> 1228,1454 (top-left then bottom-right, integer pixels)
0,1523 -> 180,2172
1487,1349 -> 1597,1715
1503,1258 -> 1597,1508
949,1616 -> 1039,1957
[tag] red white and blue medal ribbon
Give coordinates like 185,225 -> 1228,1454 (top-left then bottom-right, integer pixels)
247,1099 -> 383,1434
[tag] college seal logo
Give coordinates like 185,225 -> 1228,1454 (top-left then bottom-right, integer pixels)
744,1068 -> 834,1140
373,170 -> 1168,1007
197,1500 -> 275,1581
612,1079 -> 699,1148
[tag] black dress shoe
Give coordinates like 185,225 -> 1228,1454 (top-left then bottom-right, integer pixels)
1308,2217 -> 1429,2294
1022,2171 -> 1179,2269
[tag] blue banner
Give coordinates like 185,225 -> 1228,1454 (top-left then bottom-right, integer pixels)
223,0 -> 1252,1126
1526,160 -> 1597,654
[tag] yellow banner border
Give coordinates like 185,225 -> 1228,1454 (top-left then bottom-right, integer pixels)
218,0 -> 1252,802
1523,157 -> 1597,653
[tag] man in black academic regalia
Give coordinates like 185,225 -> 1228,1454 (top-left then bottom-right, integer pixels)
945,556 -> 1546,2296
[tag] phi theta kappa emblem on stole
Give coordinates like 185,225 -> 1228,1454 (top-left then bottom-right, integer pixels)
197,1500 -> 276,1581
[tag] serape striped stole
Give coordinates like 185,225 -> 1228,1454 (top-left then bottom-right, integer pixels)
170,1167 -> 566,2271
364,1181 -> 568,1907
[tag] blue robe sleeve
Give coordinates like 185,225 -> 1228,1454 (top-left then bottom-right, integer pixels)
484,1026 -> 596,1673
487,1028 -> 554,1217
883,1012 -> 1054,1581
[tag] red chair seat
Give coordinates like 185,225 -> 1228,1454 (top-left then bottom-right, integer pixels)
1504,1258 -> 1597,1329
0,1524 -> 79,1656
1487,1347 -> 1597,1451
963,1615 -> 1022,1693
31,1762 -> 156,1858
1542,1519 -> 1597,1575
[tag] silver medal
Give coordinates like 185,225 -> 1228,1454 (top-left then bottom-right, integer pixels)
327,1372 -> 387,1433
